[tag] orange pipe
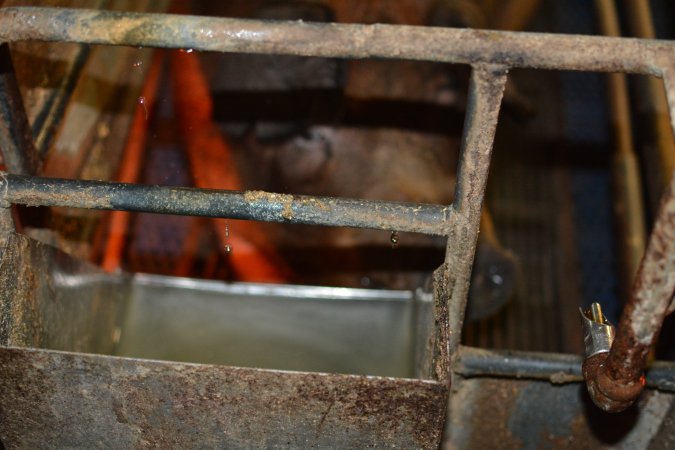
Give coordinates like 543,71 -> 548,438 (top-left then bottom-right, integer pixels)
170,50 -> 289,283
101,51 -> 163,272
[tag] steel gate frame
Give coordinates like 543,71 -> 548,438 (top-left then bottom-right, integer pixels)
0,6 -> 674,448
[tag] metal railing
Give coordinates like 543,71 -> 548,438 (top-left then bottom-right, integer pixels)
0,7 -> 674,414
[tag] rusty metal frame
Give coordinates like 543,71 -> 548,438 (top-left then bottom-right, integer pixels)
0,172 -> 450,235
0,5 -> 674,446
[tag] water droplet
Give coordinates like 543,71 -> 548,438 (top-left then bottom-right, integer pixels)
390,231 -> 399,248
225,224 -> 229,238
224,243 -> 232,253
132,60 -> 143,68
180,48 -> 194,53
137,96 -> 148,120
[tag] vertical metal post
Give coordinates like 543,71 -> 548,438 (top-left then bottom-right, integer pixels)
446,64 -> 508,366
0,43 -> 39,175
0,42 -> 41,242
0,208 -> 13,249
0,172 -> 13,251
664,64 -> 675,151
662,64 -> 675,314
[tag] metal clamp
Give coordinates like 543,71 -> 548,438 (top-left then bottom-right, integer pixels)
579,303 -> 615,358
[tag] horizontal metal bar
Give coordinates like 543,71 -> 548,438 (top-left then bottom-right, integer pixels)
0,173 -> 450,235
455,346 -> 675,392
0,7 -> 673,75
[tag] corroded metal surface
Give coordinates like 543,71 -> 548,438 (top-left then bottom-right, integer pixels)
446,65 -> 507,366
446,376 -> 675,449
0,2 -> 672,444
0,232 -> 127,353
0,208 -> 13,250
578,12 -> 675,414
0,347 -> 447,449
583,168 -> 675,412
0,172 -> 450,235
0,7 -> 673,75
456,345 -> 675,391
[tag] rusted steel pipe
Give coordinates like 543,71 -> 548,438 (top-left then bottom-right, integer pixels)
0,172 -> 450,235
0,7 -> 673,75
583,169 -> 675,412
456,345 -> 675,391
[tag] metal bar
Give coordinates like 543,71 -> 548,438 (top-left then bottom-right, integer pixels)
623,0 -> 675,216
30,0 -> 107,157
33,45 -> 90,158
0,43 -> 38,175
583,167 -> 675,412
0,207 -> 13,251
445,65 -> 508,367
595,0 -> 647,296
0,172 -> 450,235
455,346 -> 675,392
665,64 -> 675,152
664,65 -> 675,315
0,7 -> 673,75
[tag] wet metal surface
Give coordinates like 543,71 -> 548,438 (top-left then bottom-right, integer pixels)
0,7 -> 674,75
0,346 -> 447,449
0,172 -> 450,235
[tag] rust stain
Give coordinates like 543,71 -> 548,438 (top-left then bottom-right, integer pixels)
243,190 -> 294,220
584,168 -> 675,412
0,348 -> 447,448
